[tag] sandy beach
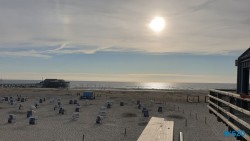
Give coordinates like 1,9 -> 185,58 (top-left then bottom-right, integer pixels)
0,88 -> 235,141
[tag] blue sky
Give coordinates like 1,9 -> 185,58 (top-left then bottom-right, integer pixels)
0,0 -> 249,83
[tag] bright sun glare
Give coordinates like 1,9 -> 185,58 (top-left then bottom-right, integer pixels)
149,17 -> 165,32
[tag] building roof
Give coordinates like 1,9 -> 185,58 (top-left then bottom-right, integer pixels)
238,47 -> 250,61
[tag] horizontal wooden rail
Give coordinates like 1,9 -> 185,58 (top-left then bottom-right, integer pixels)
208,100 -> 250,129
208,105 -> 250,141
208,95 -> 250,116
210,89 -> 250,102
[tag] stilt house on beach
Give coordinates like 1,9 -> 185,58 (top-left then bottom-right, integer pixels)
39,79 -> 70,88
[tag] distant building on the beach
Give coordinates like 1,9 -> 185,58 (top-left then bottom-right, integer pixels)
39,79 -> 70,88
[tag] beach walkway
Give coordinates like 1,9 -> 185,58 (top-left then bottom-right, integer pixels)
137,117 -> 174,141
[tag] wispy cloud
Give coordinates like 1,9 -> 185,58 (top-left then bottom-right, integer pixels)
0,50 -> 51,58
0,0 -> 249,58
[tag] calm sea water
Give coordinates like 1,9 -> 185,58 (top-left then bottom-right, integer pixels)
0,80 -> 236,90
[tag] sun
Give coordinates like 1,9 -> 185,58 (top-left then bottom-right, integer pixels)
149,17 -> 165,32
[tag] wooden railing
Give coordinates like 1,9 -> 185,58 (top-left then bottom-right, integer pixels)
208,89 -> 250,141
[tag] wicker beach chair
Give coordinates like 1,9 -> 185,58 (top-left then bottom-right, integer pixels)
96,115 -> 104,124
8,114 -> 16,123
29,116 -> 38,125
59,107 -> 65,114
72,112 -> 80,120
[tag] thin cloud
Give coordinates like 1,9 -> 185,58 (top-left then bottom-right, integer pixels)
53,43 -> 68,51
0,0 -> 250,57
0,50 -> 51,58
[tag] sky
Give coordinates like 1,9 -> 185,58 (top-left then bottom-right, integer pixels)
0,0 -> 249,83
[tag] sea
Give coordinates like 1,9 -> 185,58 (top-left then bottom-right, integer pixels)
0,80 -> 236,90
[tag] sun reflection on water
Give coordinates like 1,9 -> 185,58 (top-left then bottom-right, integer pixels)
138,82 -> 176,89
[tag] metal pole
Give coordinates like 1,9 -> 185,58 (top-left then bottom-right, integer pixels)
179,132 -> 184,141
124,128 -> 127,136
82,134 -> 84,141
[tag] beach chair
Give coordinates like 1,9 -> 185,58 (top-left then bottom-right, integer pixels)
69,100 -> 73,104
106,100 -> 112,108
39,99 -> 43,103
158,106 -> 163,112
59,107 -> 65,114
72,112 -> 80,120
143,110 -> 149,117
138,104 -> 142,109
4,97 -> 9,101
54,105 -> 59,110
21,98 -> 25,102
58,101 -> 61,106
120,102 -> 124,106
34,103 -> 39,108
107,103 -> 111,109
73,100 -> 78,104
19,104 -> 23,110
9,99 -> 15,105
29,117 -> 38,125
96,115 -> 103,124
27,110 -> 33,118
75,106 -> 80,112
8,114 -> 16,123
142,107 -> 147,113
137,100 -> 140,105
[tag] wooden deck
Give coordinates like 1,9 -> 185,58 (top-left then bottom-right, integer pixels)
137,117 -> 174,141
